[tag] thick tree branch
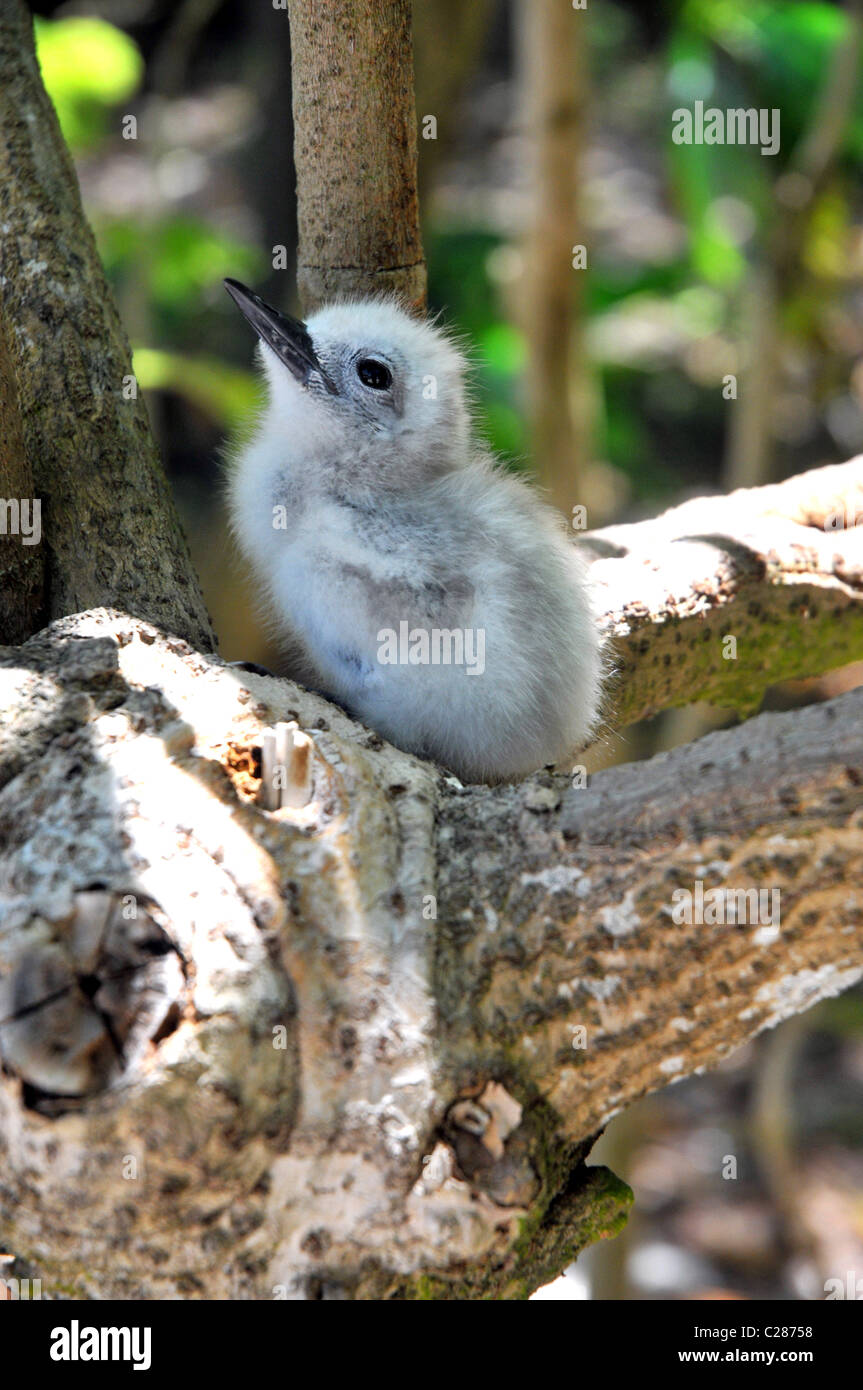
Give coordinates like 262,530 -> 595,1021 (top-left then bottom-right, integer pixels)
436,687 -> 863,1144
587,458 -> 863,729
0,0 -> 215,650
0,505 -> 861,1294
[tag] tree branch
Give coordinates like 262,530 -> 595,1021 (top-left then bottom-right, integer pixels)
436,685 -> 863,1145
586,458 -> 863,729
0,458 -> 861,1296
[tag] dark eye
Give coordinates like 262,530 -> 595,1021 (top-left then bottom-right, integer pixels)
357,358 -> 392,390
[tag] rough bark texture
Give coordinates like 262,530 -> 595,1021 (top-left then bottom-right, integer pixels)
435,693 -> 863,1144
0,462 -> 861,1299
0,301 -> 44,642
287,0 -> 426,314
0,609 -> 628,1299
0,0 -> 215,650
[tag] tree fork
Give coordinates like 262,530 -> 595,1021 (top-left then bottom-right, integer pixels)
0,458 -> 861,1298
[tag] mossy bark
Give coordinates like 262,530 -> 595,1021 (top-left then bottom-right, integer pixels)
586,459 -> 863,729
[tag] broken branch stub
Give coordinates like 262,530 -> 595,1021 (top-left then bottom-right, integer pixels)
258,722 -> 314,811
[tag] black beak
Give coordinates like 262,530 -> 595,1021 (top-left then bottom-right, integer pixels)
223,279 -> 336,393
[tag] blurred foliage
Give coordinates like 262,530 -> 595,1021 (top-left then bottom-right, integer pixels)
34,17 -> 143,150
685,0 -> 863,153
133,348 -> 261,431
667,0 -> 858,286
34,13 -> 262,432
33,0 -> 863,504
98,216 -> 263,324
429,0 -> 862,503
19,0 -> 857,519
428,229 -> 529,464
602,0 -> 860,499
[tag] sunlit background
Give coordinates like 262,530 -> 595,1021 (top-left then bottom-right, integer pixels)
29,0 -> 863,1299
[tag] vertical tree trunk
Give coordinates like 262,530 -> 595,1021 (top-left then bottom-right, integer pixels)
0,0 -> 216,650
519,0 -> 588,517
287,0 -> 426,314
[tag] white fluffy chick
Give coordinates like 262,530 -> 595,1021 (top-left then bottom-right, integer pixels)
225,279 -> 602,783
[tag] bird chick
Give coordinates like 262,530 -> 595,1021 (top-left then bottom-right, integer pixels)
224,279 -> 603,783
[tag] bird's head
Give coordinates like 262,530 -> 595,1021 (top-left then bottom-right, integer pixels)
224,280 -> 472,495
